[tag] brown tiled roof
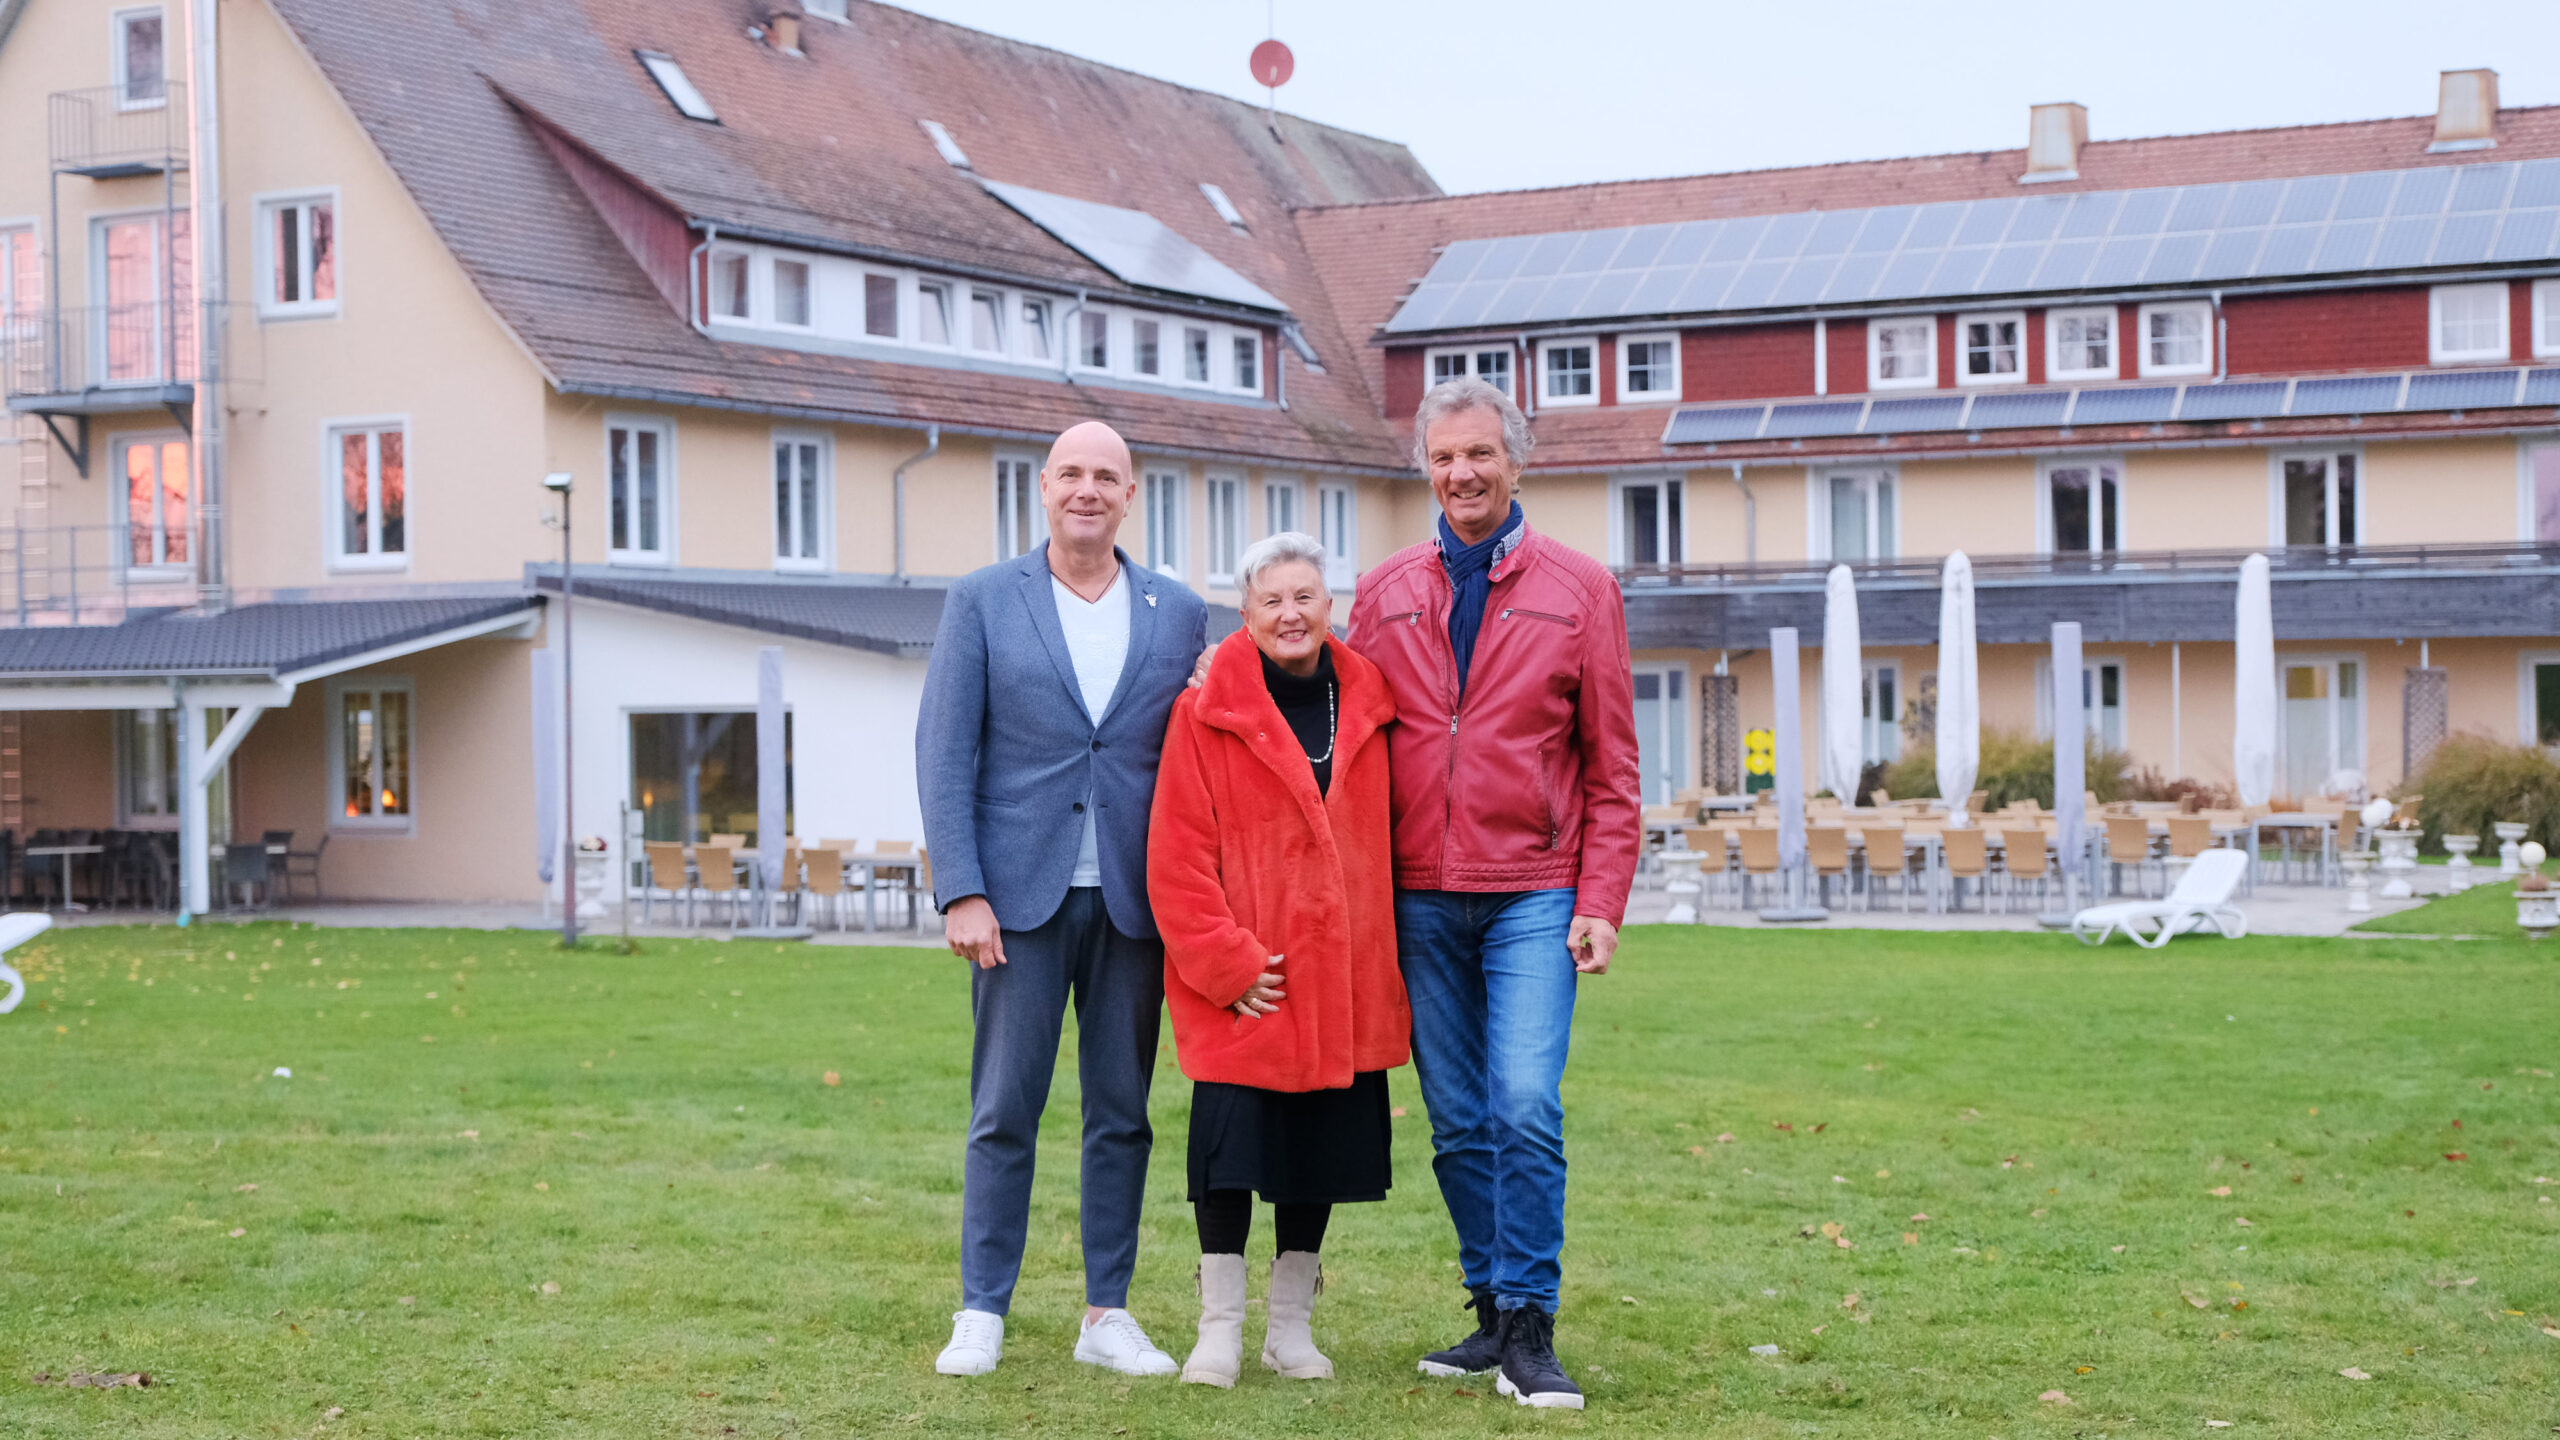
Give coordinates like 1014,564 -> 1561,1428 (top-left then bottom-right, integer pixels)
267,0 -> 1441,471
1295,105 -> 2560,418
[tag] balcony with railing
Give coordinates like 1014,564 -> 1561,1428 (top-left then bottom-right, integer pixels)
3,300 -> 202,423
50,82 -> 190,178
1,525 -> 200,627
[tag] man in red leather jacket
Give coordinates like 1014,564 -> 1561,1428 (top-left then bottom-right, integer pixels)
1344,377 -> 1642,1410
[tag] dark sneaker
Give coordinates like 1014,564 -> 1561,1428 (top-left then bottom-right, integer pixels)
1416,1288 -> 1500,1376
1494,1306 -> 1585,1410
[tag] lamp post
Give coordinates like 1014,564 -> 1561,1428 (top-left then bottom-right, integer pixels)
543,471 -> 576,947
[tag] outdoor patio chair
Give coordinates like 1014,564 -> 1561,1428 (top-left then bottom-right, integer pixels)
283,832 -> 328,901
1858,826 -> 1916,911
695,845 -> 747,930
802,847 -> 849,931
641,843 -> 694,926
0,829 -> 15,909
2105,816 -> 2161,897
225,843 -> 277,911
872,838 -> 915,857
1676,825 -> 1725,902
1807,826 -> 1851,908
2071,848 -> 2250,948
710,833 -> 747,850
1735,826 -> 1781,909
1941,824 -> 1989,912
2000,828 -> 2051,913
1966,789 -> 1989,815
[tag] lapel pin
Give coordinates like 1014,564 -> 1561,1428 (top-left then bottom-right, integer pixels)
1144,592 -> 1158,607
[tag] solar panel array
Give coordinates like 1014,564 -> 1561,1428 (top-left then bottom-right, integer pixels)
982,180 -> 1286,314
1657,367 -> 2560,446
1386,159 -> 2560,335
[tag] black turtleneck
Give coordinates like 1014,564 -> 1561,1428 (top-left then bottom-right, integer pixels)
1261,647 -> 1338,795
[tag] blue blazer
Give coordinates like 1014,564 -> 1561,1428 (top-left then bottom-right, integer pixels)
916,544 -> 1208,939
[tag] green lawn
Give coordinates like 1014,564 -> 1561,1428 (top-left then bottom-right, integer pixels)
4,920 -> 2555,1438
2354,879 -> 2539,937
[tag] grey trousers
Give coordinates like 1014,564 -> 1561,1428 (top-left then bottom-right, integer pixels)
961,886 -> 1164,1315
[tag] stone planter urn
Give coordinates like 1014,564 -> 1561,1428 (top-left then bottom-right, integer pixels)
574,839 -> 611,919
1659,848 -> 1707,925
2442,834 -> 2479,892
2375,828 -> 2420,900
2518,879 -> 2558,940
2496,821 -> 2530,876
2341,850 -> 2374,913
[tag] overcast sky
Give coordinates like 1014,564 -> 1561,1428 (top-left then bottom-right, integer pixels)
893,0 -> 2560,196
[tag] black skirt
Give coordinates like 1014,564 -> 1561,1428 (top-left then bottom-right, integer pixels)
1186,1070 -> 1393,1205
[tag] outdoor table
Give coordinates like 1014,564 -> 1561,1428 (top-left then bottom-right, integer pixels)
205,841 -> 293,911
25,844 -> 102,913
843,851 -> 926,933
1699,796 -> 1758,814
2252,813 -> 2339,887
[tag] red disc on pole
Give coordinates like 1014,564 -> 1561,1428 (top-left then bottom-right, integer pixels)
1250,39 -> 1294,89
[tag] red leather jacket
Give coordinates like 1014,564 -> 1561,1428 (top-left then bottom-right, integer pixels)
1345,524 -> 1643,926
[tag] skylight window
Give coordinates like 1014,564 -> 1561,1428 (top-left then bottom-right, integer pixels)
919,119 -> 971,170
1199,182 -> 1248,233
637,51 -> 717,123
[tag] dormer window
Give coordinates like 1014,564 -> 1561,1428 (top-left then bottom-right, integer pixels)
1869,318 -> 1935,389
1022,299 -> 1053,359
864,274 -> 899,338
2430,282 -> 2509,365
637,51 -> 717,123
1183,325 -> 1212,384
916,281 -> 953,346
2136,300 -> 2211,377
772,258 -> 812,328
1233,334 -> 1259,392
968,289 -> 1005,352
2047,307 -> 2115,380
1957,312 -> 2025,385
708,249 -> 749,320
1079,310 -> 1110,369
1132,317 -> 1161,375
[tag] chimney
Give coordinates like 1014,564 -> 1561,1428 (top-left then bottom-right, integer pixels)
763,12 -> 803,55
2428,68 -> 2499,153
2020,102 -> 2086,185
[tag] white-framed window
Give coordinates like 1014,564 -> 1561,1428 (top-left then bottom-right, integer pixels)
771,430 -> 828,571
1957,311 -> 2025,385
0,223 -> 39,332
1183,325 -> 1213,385
637,50 -> 717,123
116,706 -> 232,830
2036,657 -> 2127,751
1232,332 -> 1260,392
1631,663 -> 1690,803
327,418 -> 408,570
2279,657 -> 2364,800
2277,450 -> 2360,548
1021,298 -> 1053,360
994,453 -> 1042,561
255,191 -> 338,319
916,281 -> 953,347
1264,475 -> 1303,537
329,676 -> 414,833
1861,662 -> 1901,766
1200,181 -> 1248,233
605,416 -> 674,565
2430,282 -> 2509,364
2137,300 -> 2211,377
1428,344 -> 1514,398
706,248 -> 750,322
1142,467 -> 1185,577
1538,339 -> 1598,406
91,209 -> 191,386
1613,475 -> 1684,568
1868,317 -> 1936,389
2041,456 -> 2122,555
1617,333 -> 1680,401
863,273 -> 899,338
1077,308 -> 1110,370
1814,466 -> 1897,561
115,431 -> 190,575
2535,280 -> 2560,360
1204,473 -> 1243,584
1131,317 -> 1161,376
111,6 -> 166,108
1316,481 -> 1356,590
966,288 -> 1005,353
2046,306 -> 2116,381
770,257 -> 813,329
2519,651 -> 2560,749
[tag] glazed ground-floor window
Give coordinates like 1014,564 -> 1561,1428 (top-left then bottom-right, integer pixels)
629,710 -> 793,847
333,679 -> 413,829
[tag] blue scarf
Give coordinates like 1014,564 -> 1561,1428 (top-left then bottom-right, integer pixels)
1439,500 -> 1524,695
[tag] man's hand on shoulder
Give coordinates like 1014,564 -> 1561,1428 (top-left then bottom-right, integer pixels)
1568,915 -> 1618,975
1188,643 -> 1213,690
945,895 -> 1007,969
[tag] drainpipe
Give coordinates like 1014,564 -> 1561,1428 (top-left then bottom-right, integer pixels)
1727,463 -> 1757,564
2210,289 -> 2226,383
187,0 -> 228,611
686,224 -> 718,335
1516,332 -> 1535,418
890,424 -> 939,583
1276,331 -> 1288,411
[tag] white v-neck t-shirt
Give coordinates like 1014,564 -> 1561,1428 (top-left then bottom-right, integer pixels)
1052,567 -> 1131,887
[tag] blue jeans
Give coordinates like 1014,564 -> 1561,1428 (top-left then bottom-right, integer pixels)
1394,888 -> 1578,1313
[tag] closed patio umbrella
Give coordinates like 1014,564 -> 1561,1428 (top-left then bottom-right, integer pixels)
1935,551 -> 1979,825
2233,553 -> 2277,807
1820,564 -> 1864,801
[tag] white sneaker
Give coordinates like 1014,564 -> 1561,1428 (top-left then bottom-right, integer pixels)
936,1309 -> 1004,1376
1074,1308 -> 1179,1376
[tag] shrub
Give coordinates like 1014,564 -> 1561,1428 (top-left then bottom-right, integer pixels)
2398,733 -> 2560,853
1879,726 -> 2136,810
2120,766 -> 2241,810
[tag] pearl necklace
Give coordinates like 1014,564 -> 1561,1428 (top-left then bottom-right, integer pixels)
1302,678 -> 1338,764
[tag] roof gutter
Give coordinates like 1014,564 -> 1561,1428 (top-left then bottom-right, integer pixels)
1727,463 -> 1756,563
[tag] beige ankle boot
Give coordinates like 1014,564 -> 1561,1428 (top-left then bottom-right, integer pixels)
1182,1253 -> 1247,1387
1261,1251 -> 1334,1379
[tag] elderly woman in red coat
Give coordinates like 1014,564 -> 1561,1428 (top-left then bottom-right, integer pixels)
1147,530 -> 1407,1389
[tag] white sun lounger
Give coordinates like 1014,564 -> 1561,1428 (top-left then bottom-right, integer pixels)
0,911 -> 52,1015
2071,848 -> 2250,948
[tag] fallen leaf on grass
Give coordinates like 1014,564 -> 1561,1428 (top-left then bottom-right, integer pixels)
2337,1367 -> 2372,1380
1451,1387 -> 1477,1397
1620,1295 -> 1637,1305
2039,1388 -> 2072,1404
2208,1185 -> 2233,1197
1840,1293 -> 1862,1310
1716,1132 -> 1737,1144
1820,1222 -> 1845,1239
2182,1291 -> 2212,1310
2233,1217 -> 2253,1227
1903,1232 -> 1919,1245
822,1071 -> 840,1086
1833,1175 -> 1849,1184
235,1182 -> 258,1192
1810,1324 -> 1825,1335
540,1281 -> 560,1295
33,1371 -> 151,1388
325,1406 -> 344,1418
1688,1145 -> 1705,1156
2207,1421 -> 2233,1428
458,1130 -> 479,1140
1875,1168 -> 1891,1178
2541,1326 -> 2560,1340
227,1228 -> 246,1238
2444,1152 -> 2467,1162
397,1296 -> 416,1305
1910,1212 -> 1930,1222
1391,1106 -> 1409,1118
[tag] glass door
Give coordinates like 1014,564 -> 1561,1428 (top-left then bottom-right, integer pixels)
1824,469 -> 1896,561
1861,662 -> 1900,765
1631,665 -> 1688,804
2280,659 -> 2362,799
